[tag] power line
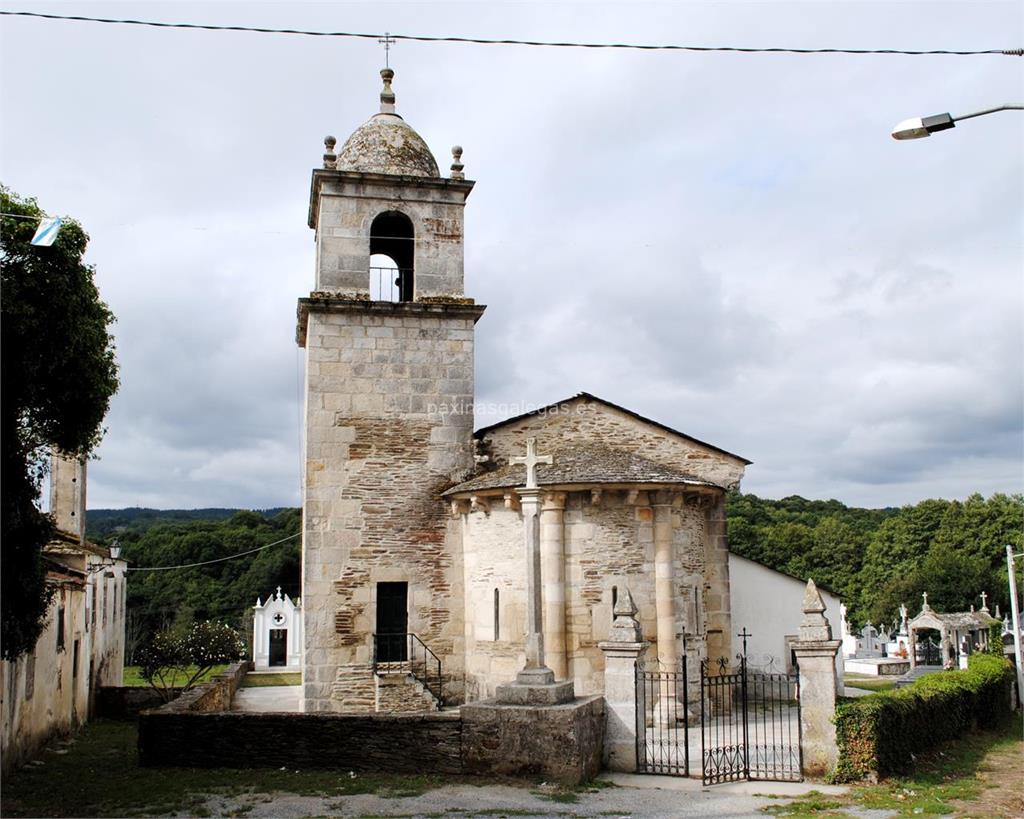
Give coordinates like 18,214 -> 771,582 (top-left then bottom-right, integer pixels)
1,10 -> 1019,57
126,532 -> 299,572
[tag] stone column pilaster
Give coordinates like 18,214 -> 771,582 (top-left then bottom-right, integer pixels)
598,587 -> 649,772
652,492 -> 677,669
704,493 -> 732,665
541,491 -> 568,680
792,579 -> 842,777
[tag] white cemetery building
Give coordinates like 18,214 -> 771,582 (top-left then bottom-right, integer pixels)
729,553 -> 844,688
253,587 -> 302,670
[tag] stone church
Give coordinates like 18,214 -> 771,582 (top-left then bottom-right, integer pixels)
298,69 -> 749,713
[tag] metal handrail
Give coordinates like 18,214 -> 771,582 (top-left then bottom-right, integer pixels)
369,265 -> 412,303
371,632 -> 443,707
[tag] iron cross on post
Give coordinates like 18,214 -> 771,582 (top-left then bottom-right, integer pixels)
379,31 -> 395,67
737,627 -> 752,657
510,437 -> 552,490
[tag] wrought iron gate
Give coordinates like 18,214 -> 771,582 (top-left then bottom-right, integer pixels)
700,656 -> 802,785
635,656 -> 691,776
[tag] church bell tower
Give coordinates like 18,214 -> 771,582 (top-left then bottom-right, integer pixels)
297,69 -> 484,712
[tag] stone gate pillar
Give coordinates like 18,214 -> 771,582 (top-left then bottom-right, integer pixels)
598,587 -> 649,772
792,579 -> 842,778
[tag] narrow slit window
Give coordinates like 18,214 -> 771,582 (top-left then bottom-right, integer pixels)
494,589 -> 500,641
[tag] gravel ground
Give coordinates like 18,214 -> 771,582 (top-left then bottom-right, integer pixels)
184,776 -> 851,819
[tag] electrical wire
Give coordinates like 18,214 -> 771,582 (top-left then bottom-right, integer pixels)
125,532 -> 299,572
0,10 -> 1019,57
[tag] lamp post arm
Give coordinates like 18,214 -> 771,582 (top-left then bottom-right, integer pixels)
953,104 -> 1024,123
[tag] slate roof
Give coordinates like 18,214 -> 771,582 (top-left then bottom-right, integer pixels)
472,392 -> 752,466
443,445 -> 723,496
910,609 -> 999,630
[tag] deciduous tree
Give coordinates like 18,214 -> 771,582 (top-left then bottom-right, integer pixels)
1,187 -> 119,659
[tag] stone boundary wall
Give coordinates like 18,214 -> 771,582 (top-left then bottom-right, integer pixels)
95,686 -> 183,719
138,710 -> 463,772
140,661 -> 249,717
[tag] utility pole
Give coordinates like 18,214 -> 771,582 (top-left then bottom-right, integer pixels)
1006,545 -> 1024,738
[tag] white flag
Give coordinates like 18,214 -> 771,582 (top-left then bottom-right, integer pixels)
30,216 -> 62,247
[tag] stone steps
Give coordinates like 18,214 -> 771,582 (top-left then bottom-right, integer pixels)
375,670 -> 441,712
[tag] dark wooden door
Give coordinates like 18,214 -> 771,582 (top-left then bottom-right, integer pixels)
376,582 -> 408,661
269,629 -> 287,667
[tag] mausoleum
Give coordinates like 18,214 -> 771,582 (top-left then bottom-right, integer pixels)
253,587 -> 302,670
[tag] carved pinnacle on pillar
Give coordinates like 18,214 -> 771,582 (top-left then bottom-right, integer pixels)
609,587 -> 643,642
800,579 -> 833,642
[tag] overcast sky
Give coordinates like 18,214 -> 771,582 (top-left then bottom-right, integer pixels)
2,1 -> 1021,511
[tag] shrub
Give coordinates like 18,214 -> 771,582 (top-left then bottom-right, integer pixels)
136,620 -> 245,701
831,654 -> 1015,782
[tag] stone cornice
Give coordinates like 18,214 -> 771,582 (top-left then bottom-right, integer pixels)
444,483 -> 722,502
297,297 -> 487,346
308,168 -> 476,228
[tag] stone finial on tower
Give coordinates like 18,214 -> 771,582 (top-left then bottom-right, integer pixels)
799,579 -> 833,642
450,145 -> 465,179
380,68 -> 396,114
323,135 -> 337,169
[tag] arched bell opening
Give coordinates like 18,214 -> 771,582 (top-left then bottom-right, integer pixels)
369,211 -> 414,302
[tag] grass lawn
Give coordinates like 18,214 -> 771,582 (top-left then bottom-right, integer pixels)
765,718 -> 1022,817
1,720 -> 448,817
241,672 -> 301,687
121,665 -> 229,687
842,673 -> 898,692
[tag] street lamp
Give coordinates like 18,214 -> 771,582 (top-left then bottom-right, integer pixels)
891,104 -> 1023,140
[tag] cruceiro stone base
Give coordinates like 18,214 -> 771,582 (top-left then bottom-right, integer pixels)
461,695 -> 605,784
495,680 -> 576,706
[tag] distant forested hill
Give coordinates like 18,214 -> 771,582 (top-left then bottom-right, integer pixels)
88,507 -> 299,662
727,491 -> 1023,628
87,507 -> 289,540
92,491 -> 1022,661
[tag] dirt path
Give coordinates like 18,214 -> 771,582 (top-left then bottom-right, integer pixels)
950,732 -> 1024,818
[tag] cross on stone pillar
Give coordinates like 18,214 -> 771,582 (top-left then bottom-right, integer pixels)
494,438 -> 574,705
513,438 -> 553,683
980,591 -> 989,611
510,437 -> 552,490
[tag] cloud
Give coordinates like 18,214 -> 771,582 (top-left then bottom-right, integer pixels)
1,1 -> 1020,509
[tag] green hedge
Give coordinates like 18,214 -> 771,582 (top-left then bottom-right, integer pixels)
832,654 -> 1015,782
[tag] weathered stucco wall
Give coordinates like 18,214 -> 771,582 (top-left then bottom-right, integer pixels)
1,586 -> 89,774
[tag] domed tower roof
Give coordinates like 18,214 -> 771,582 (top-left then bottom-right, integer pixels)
335,68 -> 440,178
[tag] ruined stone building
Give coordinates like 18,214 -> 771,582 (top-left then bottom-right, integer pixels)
298,69 -> 749,713
0,454 -> 127,773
